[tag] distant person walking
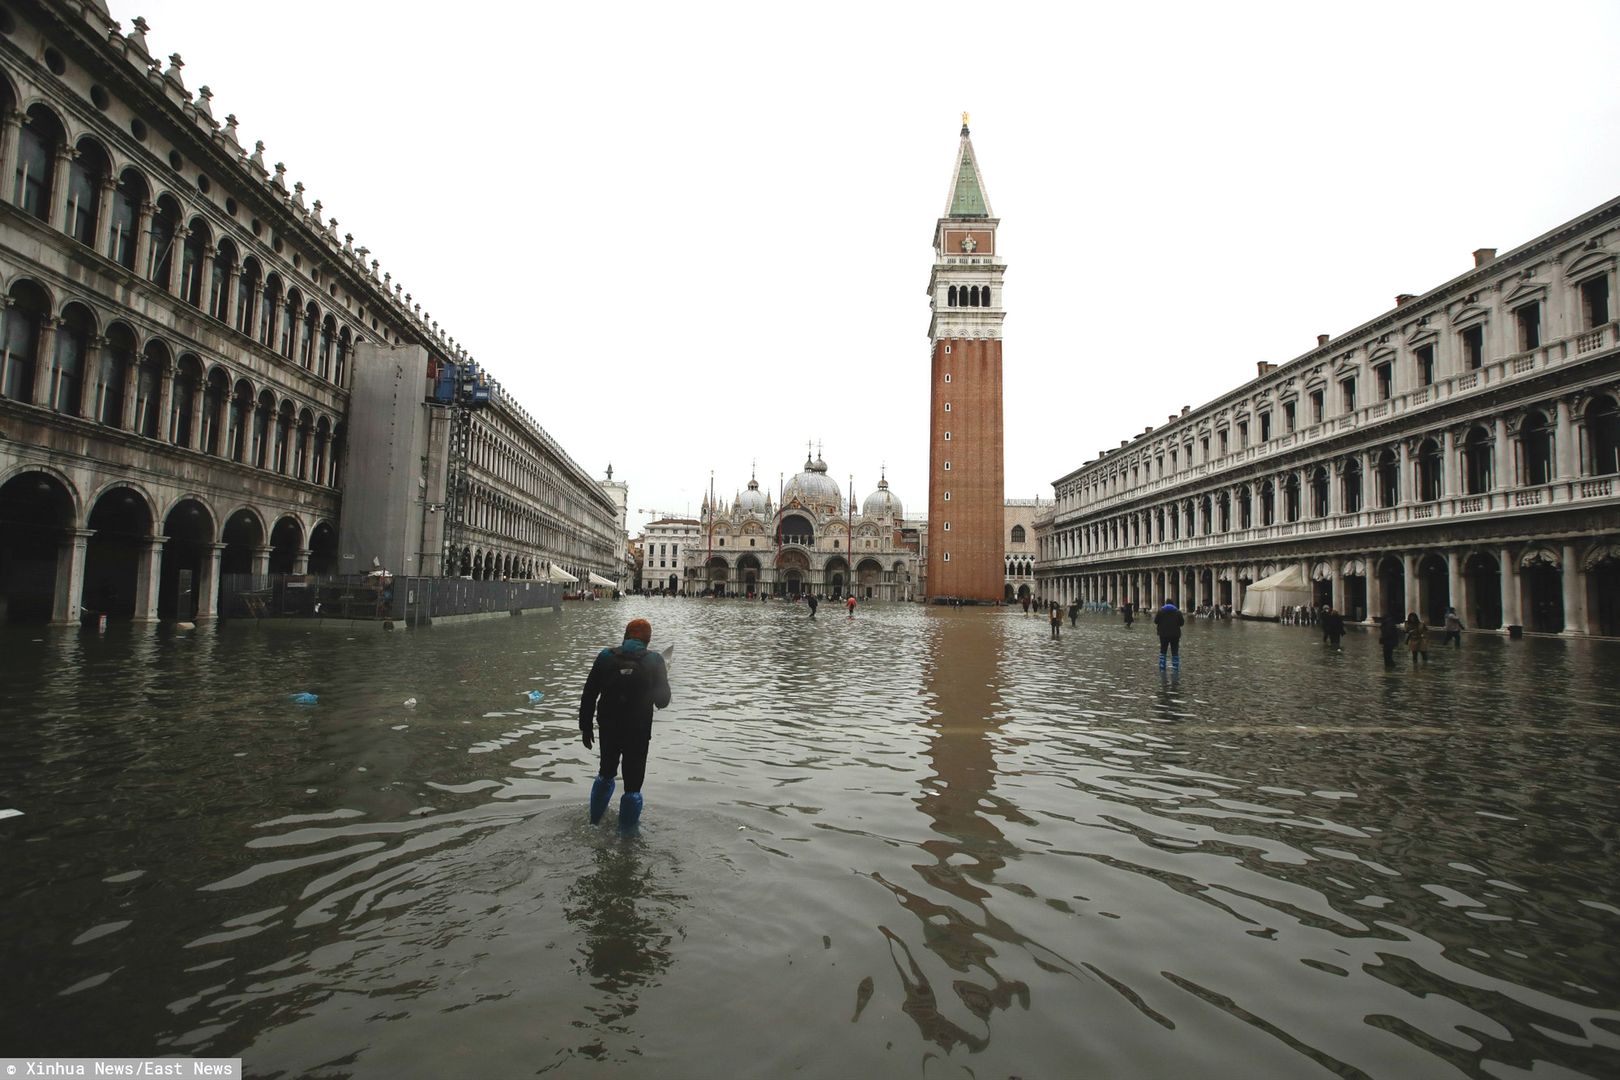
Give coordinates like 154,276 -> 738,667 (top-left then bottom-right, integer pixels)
1122,601 -> 1134,628
1443,607 -> 1464,648
1068,598 -> 1080,628
1153,601 -> 1184,671
807,594 -> 818,617
1021,594 -> 1031,616
846,595 -> 856,616
1049,603 -> 1062,640
579,618 -> 672,832
1405,613 -> 1429,667
1378,615 -> 1400,669
1322,606 -> 1345,651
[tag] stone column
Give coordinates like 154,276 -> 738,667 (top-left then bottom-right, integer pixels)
96,176 -> 117,259
119,350 -> 138,430
1554,398 -> 1576,479
1561,543 -> 1585,635
1492,416 -> 1511,491
79,334 -> 104,419
156,359 -> 175,444
50,145 -> 74,232
196,543 -> 225,621
32,316 -> 59,406
1397,441 -> 1411,504
1367,557 -> 1384,622
51,529 -> 94,625
185,373 -> 203,451
251,544 -> 272,577
1500,548 -> 1521,630
133,536 -> 166,623
134,202 -> 154,280
168,227 -> 189,298
0,109 -> 22,204
1331,561 -> 1344,612
198,244 -> 216,313
1442,429 -> 1459,500
1447,550 -> 1462,622
1402,552 -> 1419,618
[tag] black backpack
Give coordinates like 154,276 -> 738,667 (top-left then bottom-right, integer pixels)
599,647 -> 651,715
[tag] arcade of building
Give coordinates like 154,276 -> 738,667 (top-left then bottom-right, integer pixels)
0,2 -> 620,624
1037,197 -> 1620,636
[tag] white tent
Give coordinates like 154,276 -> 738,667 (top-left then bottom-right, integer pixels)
546,565 -> 578,584
587,572 -> 616,588
1240,564 -> 1312,619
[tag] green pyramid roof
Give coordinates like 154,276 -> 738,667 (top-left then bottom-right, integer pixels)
946,127 -> 992,218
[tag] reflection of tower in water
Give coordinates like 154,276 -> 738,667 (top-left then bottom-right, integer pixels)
873,609 -> 1037,1053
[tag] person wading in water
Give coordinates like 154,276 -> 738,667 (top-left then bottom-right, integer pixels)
1153,601 -> 1184,671
579,618 -> 672,832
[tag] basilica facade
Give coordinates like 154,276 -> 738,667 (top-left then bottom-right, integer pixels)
680,451 -> 919,600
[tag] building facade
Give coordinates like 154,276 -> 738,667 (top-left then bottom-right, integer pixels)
638,517 -> 699,594
681,453 -> 920,600
1003,498 -> 1042,602
0,1 -> 619,623
924,117 -> 1005,603
1037,197 -> 1620,636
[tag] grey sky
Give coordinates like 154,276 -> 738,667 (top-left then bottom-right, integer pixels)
129,0 -> 1620,535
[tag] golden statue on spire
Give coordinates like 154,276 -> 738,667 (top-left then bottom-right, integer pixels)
961,111 -> 970,128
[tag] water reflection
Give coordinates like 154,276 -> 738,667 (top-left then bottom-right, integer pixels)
2,606 -> 1619,1078
563,836 -> 683,1028
874,609 -> 1034,1053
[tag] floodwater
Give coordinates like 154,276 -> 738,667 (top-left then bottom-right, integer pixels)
2,602 -> 1618,1079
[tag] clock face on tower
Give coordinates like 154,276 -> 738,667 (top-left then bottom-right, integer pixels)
960,235 -> 977,253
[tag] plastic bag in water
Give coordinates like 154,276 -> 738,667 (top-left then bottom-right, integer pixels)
525,690 -> 544,703
288,692 -> 319,705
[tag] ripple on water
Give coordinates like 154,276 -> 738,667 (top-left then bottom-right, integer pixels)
1,606 -> 1618,1076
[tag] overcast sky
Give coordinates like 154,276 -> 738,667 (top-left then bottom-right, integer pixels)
130,0 -> 1620,535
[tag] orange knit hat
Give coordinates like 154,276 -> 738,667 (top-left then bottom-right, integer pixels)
624,618 -> 652,643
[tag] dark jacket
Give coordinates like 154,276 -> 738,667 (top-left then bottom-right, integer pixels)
1378,618 -> 1401,645
1323,612 -> 1345,637
1153,606 -> 1184,640
579,638 -> 671,741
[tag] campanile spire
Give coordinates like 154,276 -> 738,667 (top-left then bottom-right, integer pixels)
924,117 -> 1006,604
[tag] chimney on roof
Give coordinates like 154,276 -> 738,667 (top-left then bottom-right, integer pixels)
1120,439 -> 1129,447
1395,293 -> 1417,307
1180,406 -> 1190,417
1143,425 -> 1154,435
1168,414 -> 1178,423
1257,361 -> 1277,378
1473,247 -> 1497,268
1317,334 -> 1330,347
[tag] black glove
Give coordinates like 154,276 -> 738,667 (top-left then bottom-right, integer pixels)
581,729 -> 593,750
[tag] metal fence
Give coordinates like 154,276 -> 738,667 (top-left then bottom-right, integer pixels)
219,574 -> 563,625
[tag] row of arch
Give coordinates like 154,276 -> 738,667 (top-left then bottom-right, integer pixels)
0,278 -> 343,485
1047,542 -> 1620,636
1059,396 -> 1620,558
945,284 -> 991,308
0,465 -> 336,623
4,87 -> 360,388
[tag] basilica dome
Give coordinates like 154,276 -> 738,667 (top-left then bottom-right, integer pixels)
736,474 -> 769,514
862,475 -> 903,519
783,451 -> 843,510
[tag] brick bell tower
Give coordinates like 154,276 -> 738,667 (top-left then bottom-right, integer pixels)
925,114 -> 1005,603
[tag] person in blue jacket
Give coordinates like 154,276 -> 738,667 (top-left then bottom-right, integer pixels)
579,618 -> 671,831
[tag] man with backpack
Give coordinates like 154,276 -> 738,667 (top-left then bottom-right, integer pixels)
579,618 -> 672,831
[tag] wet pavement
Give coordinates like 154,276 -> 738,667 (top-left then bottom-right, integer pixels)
1,601 -> 1617,1078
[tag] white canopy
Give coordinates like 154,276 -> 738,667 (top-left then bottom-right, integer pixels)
546,565 -> 578,584
1240,564 -> 1312,620
587,572 -> 616,588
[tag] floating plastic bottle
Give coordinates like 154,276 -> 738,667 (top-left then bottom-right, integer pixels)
526,690 -> 544,703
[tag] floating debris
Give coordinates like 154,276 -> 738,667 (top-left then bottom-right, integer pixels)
288,692 -> 318,705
